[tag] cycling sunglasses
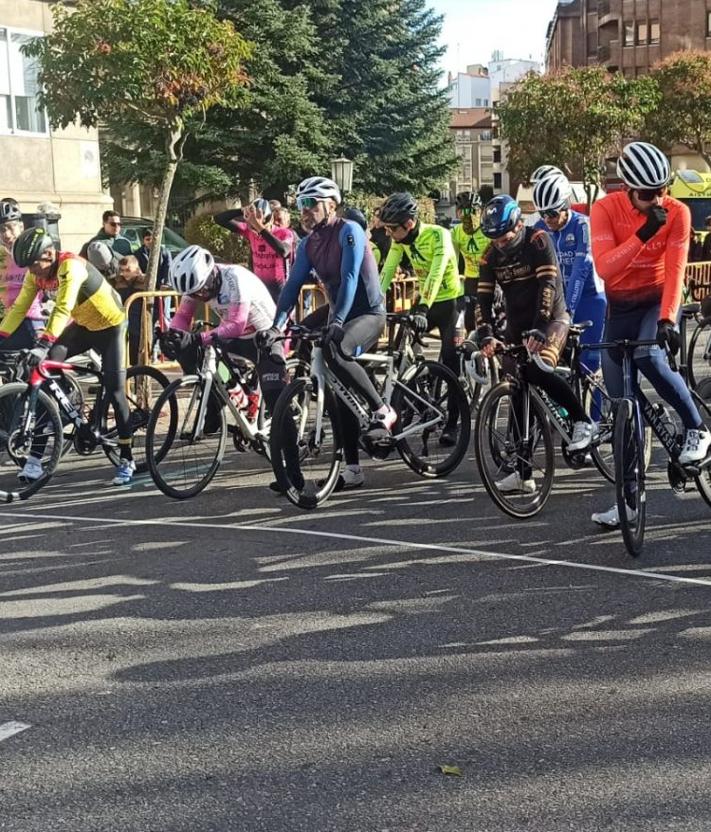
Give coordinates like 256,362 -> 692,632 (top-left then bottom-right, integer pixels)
634,187 -> 665,202
296,196 -> 320,210
541,208 -> 562,219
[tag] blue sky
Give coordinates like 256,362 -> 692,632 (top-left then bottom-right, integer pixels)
430,0 -> 560,77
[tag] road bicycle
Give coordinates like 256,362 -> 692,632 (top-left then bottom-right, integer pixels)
145,338 -> 306,499
0,351 -> 171,501
474,322 -> 618,519
269,313 -> 471,510
681,301 -> 711,395
599,337 -> 711,558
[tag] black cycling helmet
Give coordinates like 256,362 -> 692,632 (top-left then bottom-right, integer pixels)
343,207 -> 368,231
455,191 -> 482,211
12,226 -> 55,267
480,195 -> 522,239
379,192 -> 418,225
0,200 -> 22,224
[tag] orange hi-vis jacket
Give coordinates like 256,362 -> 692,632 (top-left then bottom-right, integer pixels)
590,191 -> 690,322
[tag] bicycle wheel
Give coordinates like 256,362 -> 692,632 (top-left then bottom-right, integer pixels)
474,381 -> 555,519
255,356 -> 311,460
461,353 -> 499,413
53,371 -> 84,458
391,360 -> 471,477
688,321 -> 711,391
102,365 -> 172,473
0,383 -> 63,500
270,377 -> 342,510
146,375 -> 227,499
613,398 -> 646,557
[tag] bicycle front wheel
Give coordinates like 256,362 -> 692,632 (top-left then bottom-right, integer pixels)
146,376 -> 227,499
391,360 -> 471,477
613,398 -> 646,557
688,321 -> 711,392
0,383 -> 63,500
474,381 -> 555,519
270,377 -> 343,510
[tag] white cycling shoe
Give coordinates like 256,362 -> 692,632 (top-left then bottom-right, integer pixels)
679,428 -> 711,466
567,420 -> 595,452
496,471 -> 535,494
18,458 -> 43,482
591,503 -> 637,529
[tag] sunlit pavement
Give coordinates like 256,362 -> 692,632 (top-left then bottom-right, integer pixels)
1,441 -> 711,832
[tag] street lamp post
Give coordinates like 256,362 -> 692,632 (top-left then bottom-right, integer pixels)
330,156 -> 354,195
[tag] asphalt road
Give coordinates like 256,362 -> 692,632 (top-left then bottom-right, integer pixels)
2,437 -> 711,832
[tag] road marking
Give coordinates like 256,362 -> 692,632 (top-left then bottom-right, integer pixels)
0,509 -> 710,590
0,721 -> 31,742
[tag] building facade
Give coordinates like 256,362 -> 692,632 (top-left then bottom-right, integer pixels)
0,0 -> 111,252
438,108 -> 494,219
446,65 -> 491,108
546,0 -> 711,76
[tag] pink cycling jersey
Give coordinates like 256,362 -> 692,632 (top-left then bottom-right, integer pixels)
2,253 -> 43,319
171,264 -> 276,345
233,222 -> 293,286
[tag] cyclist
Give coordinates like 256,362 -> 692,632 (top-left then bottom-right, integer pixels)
590,141 -> 711,527
160,245 -> 288,432
533,174 -> 607,398
0,227 -> 134,485
258,176 -> 392,492
451,191 -> 489,332
0,201 -> 44,349
214,198 -> 293,304
474,195 -> 594,493
379,192 -> 462,445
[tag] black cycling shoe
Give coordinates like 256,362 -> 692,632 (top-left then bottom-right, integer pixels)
439,425 -> 458,447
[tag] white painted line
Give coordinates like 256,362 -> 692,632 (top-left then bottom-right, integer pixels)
1,509 -> 711,590
0,721 -> 31,742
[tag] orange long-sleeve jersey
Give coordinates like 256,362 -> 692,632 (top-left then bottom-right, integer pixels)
590,191 -> 690,322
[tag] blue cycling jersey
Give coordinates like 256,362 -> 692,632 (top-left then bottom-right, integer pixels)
275,218 -> 384,327
535,211 -> 604,316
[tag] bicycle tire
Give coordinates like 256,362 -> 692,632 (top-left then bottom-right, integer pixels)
255,356 -> 310,461
474,380 -> 555,519
462,353 -> 500,413
102,365 -> 172,473
613,398 -> 646,557
146,375 -> 227,499
391,360 -> 471,477
269,377 -> 343,510
688,320 -> 711,392
0,382 -> 63,501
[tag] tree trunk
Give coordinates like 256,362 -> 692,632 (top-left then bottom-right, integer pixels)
139,125 -> 185,365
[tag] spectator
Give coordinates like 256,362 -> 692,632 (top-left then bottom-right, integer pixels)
689,229 -> 704,263
115,255 -> 147,365
214,198 -> 293,303
702,216 -> 711,261
80,210 -> 132,259
369,207 -> 391,268
135,227 -> 173,331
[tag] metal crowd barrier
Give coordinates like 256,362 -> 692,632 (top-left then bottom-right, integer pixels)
685,261 -> 711,302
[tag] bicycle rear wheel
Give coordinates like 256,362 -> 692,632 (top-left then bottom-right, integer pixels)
0,383 -> 63,500
146,376 -> 227,499
688,321 -> 711,392
474,381 -> 555,518
613,398 -> 646,557
391,360 -> 471,477
102,365 -> 172,473
270,377 -> 342,510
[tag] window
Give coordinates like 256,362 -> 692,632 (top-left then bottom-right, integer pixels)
624,22 -> 634,46
493,148 -> 501,163
707,11 -> 711,37
0,27 -> 47,135
649,19 -> 660,43
475,97 -> 481,106
484,98 -> 489,106
493,173 -> 502,189
636,21 -> 647,44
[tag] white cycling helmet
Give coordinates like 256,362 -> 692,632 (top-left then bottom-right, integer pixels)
616,141 -> 670,189
169,245 -> 215,295
530,164 -> 563,185
295,176 -> 342,206
533,173 -> 572,213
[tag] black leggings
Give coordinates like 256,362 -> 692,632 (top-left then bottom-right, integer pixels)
301,308 -> 385,466
426,298 -> 459,378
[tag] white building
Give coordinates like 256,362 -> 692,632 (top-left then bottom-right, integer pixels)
446,64 -> 490,109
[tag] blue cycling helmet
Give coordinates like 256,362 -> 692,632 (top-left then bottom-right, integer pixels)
480,195 -> 522,239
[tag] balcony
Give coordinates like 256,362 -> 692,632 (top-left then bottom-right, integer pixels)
598,0 -> 618,28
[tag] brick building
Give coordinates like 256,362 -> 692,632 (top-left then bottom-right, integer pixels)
546,0 -> 711,76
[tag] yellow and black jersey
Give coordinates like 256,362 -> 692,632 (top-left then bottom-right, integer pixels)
0,253 -> 125,342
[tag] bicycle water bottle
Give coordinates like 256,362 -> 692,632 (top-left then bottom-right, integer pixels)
454,310 -> 466,348
228,384 -> 248,410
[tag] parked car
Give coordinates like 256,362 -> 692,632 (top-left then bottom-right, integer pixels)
120,217 -> 188,255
